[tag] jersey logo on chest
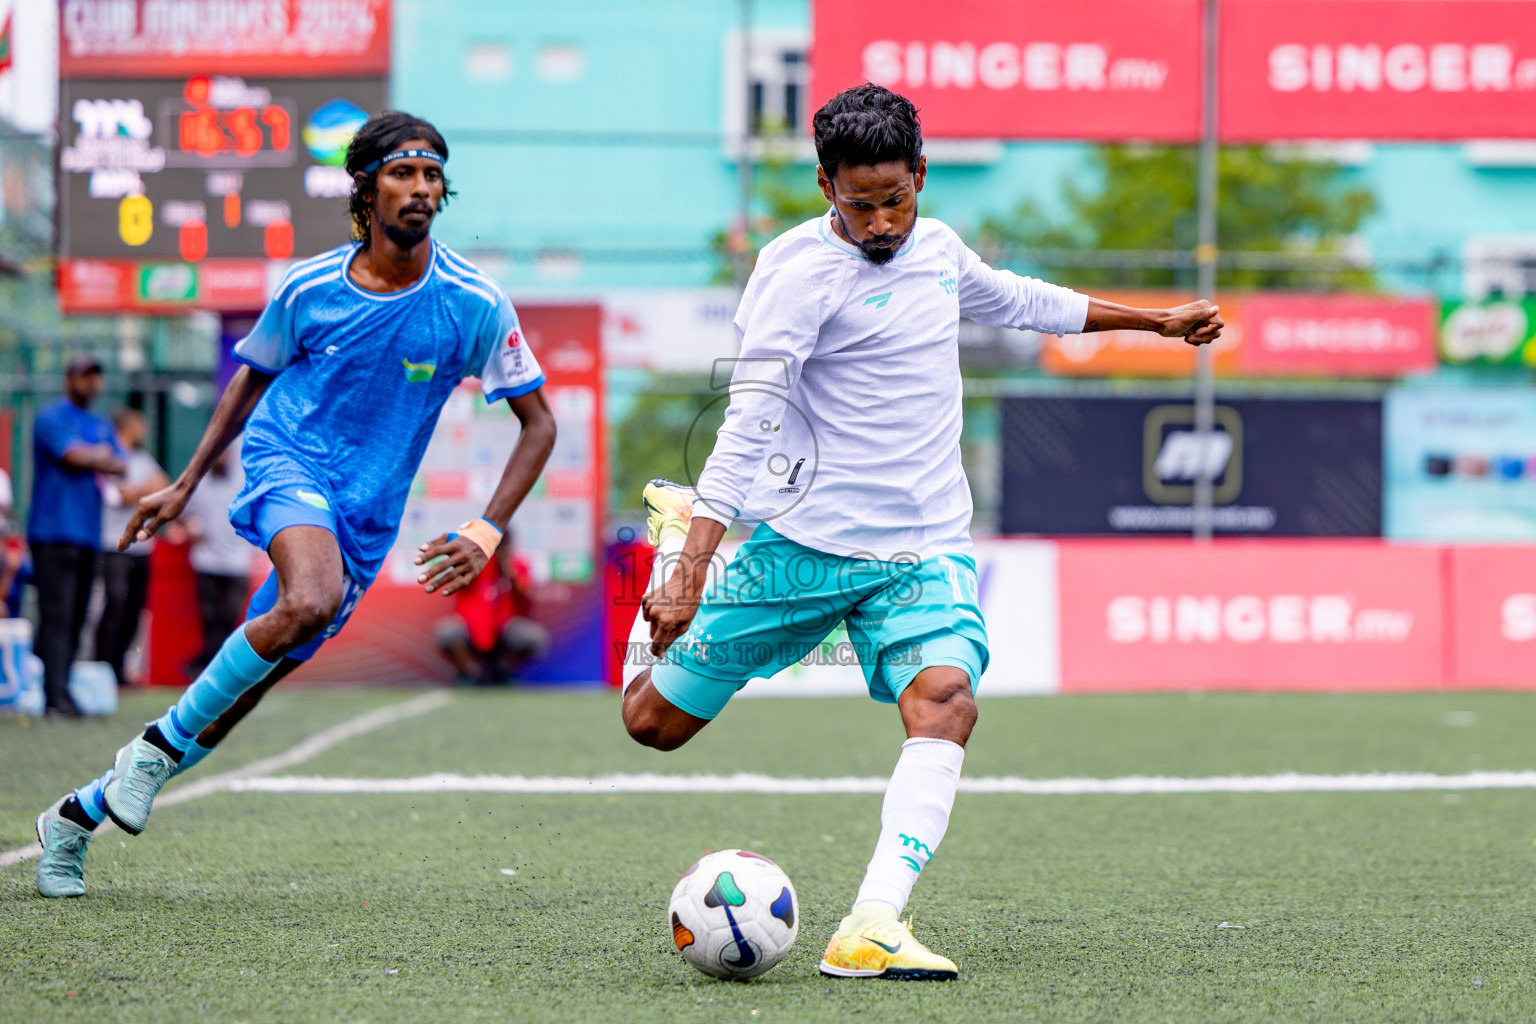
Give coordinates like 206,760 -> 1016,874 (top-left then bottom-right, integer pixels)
402,358 -> 437,383
938,269 -> 957,295
864,291 -> 893,309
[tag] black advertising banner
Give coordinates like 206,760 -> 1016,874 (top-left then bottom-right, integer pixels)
1001,397 -> 1382,536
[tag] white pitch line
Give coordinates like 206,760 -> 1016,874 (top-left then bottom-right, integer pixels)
226,768 -> 1536,797
0,690 -> 451,871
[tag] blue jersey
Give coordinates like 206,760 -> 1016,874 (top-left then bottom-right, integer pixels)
229,241 -> 544,586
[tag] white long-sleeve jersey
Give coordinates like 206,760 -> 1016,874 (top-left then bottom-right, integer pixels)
693,211 -> 1088,561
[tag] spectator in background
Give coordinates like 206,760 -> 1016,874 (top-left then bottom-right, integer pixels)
434,530 -> 548,686
95,408 -> 169,687
29,354 -> 124,717
181,443 -> 253,679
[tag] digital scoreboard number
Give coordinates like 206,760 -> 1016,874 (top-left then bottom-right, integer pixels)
59,77 -> 385,266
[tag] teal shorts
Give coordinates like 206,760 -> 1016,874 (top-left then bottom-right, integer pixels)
650,524 -> 989,720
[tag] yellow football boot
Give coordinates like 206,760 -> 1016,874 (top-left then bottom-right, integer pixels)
642,478 -> 695,547
819,904 -> 958,981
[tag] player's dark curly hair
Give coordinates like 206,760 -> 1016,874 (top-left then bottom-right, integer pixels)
345,111 -> 456,241
812,84 -> 923,177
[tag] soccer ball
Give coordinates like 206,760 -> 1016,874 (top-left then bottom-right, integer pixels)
667,849 -> 799,980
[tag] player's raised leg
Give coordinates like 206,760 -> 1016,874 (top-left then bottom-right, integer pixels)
621,479 -> 713,750
621,669 -> 713,751
820,663 -> 974,980
620,478 -> 695,694
100,525 -> 344,836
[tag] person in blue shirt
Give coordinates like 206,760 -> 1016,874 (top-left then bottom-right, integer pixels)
33,113 -> 557,898
29,354 -> 125,717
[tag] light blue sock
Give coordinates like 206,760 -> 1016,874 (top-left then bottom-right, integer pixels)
73,769 -> 113,826
152,626 -> 278,752
172,740 -> 216,775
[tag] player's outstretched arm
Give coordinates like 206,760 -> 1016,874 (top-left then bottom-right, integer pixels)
119,366 -> 275,551
414,387 -> 557,597
1082,297 -> 1225,346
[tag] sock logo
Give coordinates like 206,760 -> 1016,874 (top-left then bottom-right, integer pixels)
897,833 -> 931,872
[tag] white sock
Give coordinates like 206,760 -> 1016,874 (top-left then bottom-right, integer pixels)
853,737 -> 966,917
621,535 -> 686,694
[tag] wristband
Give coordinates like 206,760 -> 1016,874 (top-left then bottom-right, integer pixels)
449,518 -> 503,559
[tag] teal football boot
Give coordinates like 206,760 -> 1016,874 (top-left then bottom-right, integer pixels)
102,736 -> 178,835
35,797 -> 95,898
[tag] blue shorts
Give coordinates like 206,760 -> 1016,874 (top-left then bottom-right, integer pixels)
250,484 -> 340,548
650,524 -> 989,721
242,484 -> 368,662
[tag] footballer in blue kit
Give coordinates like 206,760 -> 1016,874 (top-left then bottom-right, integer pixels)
33,113 -> 557,899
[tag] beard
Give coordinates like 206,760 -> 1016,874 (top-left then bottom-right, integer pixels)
840,201 -> 917,264
379,201 -> 436,249
382,219 -> 431,250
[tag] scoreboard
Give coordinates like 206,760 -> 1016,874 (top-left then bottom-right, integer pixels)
56,0 -> 391,313
58,76 -> 384,311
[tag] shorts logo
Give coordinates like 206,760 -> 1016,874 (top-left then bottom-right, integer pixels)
402,358 -> 436,383
294,488 -> 330,510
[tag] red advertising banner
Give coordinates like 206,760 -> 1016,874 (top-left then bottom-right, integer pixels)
58,257 -> 273,312
1038,291 -> 1433,378
1447,547 -> 1536,687
1238,293 -> 1438,377
811,0 -> 1203,141
59,0 -> 391,78
1222,0 -> 1536,140
1057,540 -> 1445,691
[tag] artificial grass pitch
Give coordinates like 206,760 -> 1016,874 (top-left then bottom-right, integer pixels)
4,688 -> 1536,1023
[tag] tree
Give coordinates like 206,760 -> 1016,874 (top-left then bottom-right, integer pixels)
974,145 -> 1378,291
609,379 -> 727,517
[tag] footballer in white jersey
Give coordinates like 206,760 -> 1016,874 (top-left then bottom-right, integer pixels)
622,85 -> 1224,980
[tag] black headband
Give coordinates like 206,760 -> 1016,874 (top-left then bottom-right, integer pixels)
360,149 -> 445,174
